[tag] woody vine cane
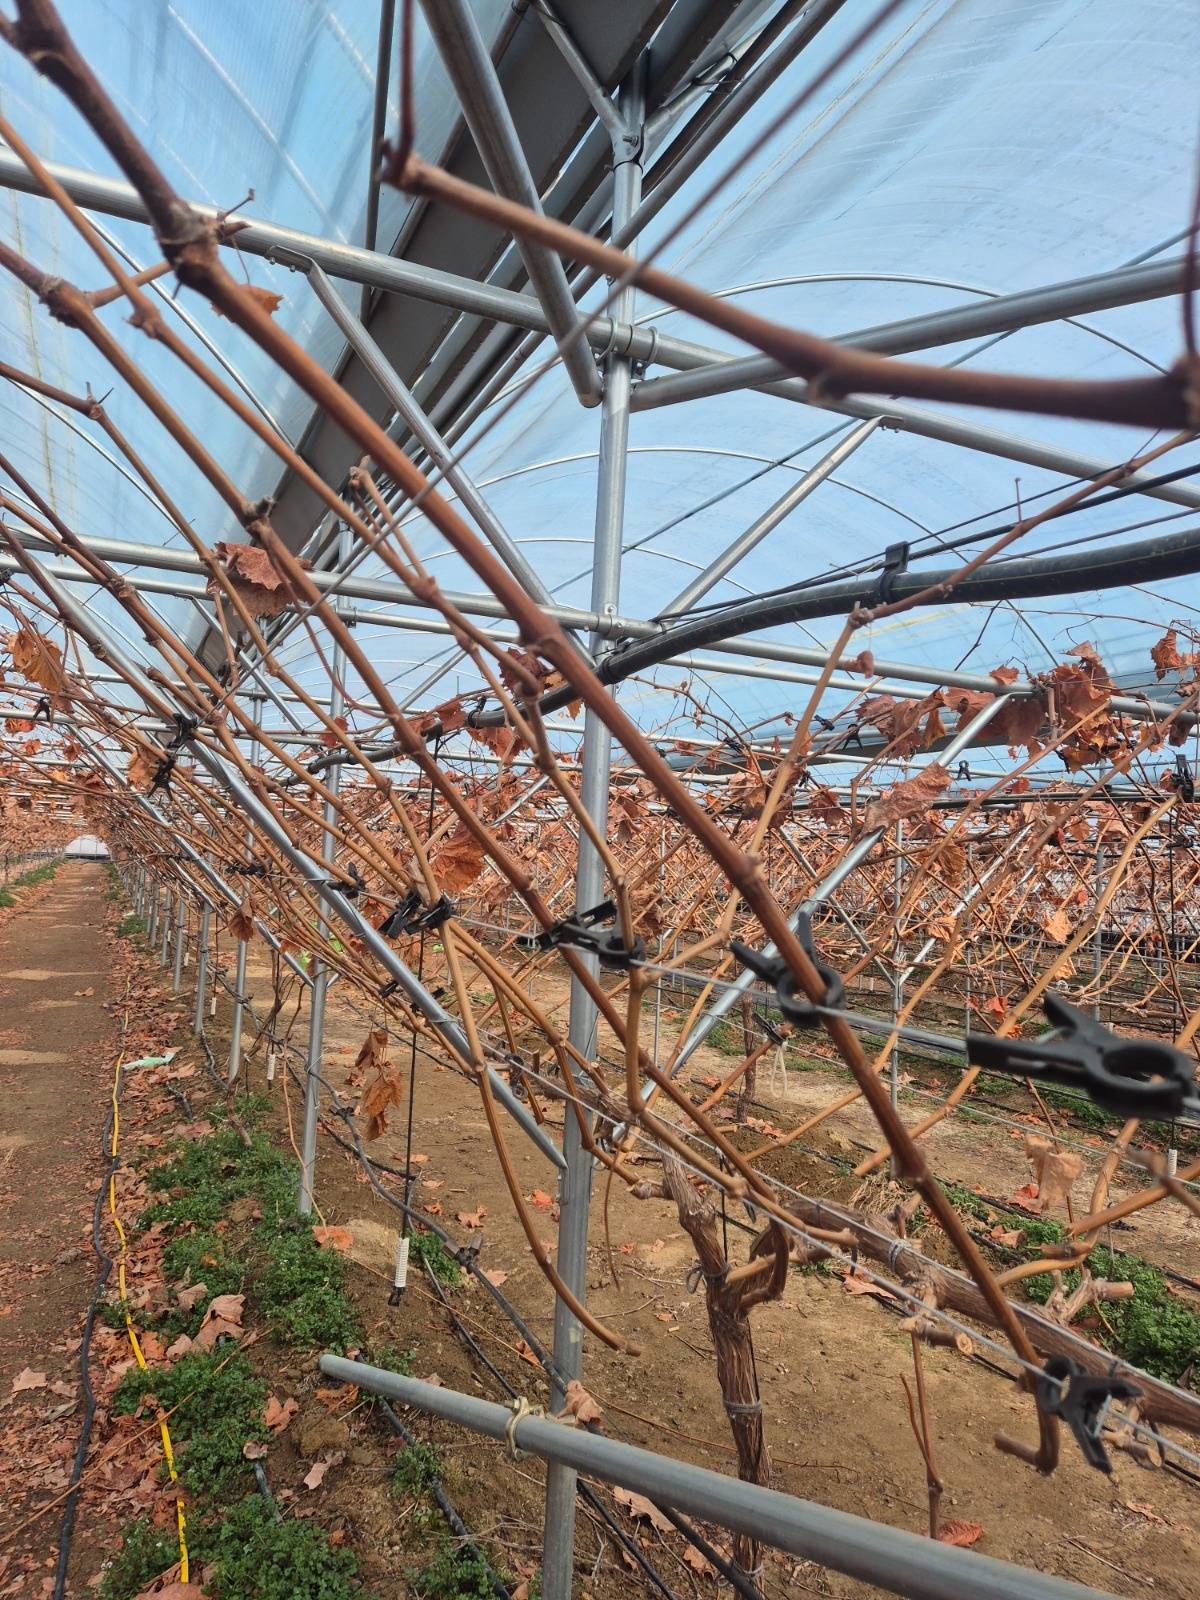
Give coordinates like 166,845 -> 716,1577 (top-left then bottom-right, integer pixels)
0,0 -> 1124,1476
7,1 -> 1200,1565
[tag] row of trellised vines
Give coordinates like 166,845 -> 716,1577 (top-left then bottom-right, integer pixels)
0,0 -> 1198,1583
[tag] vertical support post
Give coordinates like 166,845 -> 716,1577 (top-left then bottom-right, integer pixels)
228,699 -> 262,1085
148,879 -> 160,945
172,897 -> 186,992
158,888 -> 171,966
299,528 -> 350,1216
1092,846 -> 1105,1021
963,844 -> 972,1024
542,72 -> 644,1600
193,903 -> 210,1034
890,821 -> 903,1111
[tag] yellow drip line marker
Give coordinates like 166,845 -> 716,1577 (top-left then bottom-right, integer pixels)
108,1030 -> 189,1583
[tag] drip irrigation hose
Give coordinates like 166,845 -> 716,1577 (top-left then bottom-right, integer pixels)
458,512 -> 1200,728
227,993 -> 730,1600
353,1357 -> 513,1600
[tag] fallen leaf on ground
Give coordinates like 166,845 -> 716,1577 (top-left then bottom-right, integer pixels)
264,1395 -> 298,1433
195,1292 -> 246,1348
515,1340 -> 540,1369
937,1520 -> 984,1547
303,1451 -> 343,1490
242,1440 -> 268,1460
482,1269 -> 508,1287
457,1208 -> 486,1229
682,1547 -> 715,1576
176,1282 -> 208,1312
614,1488 -> 674,1534
527,1189 -> 554,1210
132,1586 -> 206,1600
12,1368 -> 46,1392
1125,1501 -> 1165,1523
988,1224 -> 1025,1248
312,1225 -> 354,1251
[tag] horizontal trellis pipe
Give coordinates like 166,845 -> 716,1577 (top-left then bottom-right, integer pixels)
319,1360 -> 1117,1600
0,537 -> 1193,726
0,150 -> 1189,426
630,256 -> 1196,409
1,154 -> 1197,515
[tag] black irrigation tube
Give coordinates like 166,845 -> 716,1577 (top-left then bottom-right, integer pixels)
668,456 -> 1200,621
53,1000 -> 131,1600
352,1359 -> 513,1600
419,1257 -> 750,1600
226,994 -> 746,1600
457,514 -> 1200,727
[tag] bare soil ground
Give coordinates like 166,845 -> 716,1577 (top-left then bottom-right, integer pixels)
0,865 -> 118,1595
2,873 -> 1199,1600
221,940 -> 1200,1599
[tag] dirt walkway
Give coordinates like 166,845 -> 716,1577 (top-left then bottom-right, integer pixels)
0,864 -> 117,1594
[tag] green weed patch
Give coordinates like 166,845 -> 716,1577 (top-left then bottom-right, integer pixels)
111,1347 -> 267,1497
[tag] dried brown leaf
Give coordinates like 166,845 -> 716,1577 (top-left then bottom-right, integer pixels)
430,824 -> 486,894
862,765 -> 952,831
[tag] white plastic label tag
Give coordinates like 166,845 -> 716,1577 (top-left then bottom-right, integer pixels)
267,1049 -> 276,1083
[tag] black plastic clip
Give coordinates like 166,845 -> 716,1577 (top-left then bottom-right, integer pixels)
1037,1356 -> 1141,1473
729,913 -> 845,1029
378,889 -> 421,938
411,895 -> 454,933
1171,754 -> 1194,803
340,862 -> 365,901
752,1009 -> 788,1045
876,541 -> 911,605
168,712 -> 198,750
149,753 -> 176,795
966,992 -> 1195,1119
33,696 -> 50,722
379,891 -> 455,939
955,760 -> 971,782
515,899 -> 645,971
